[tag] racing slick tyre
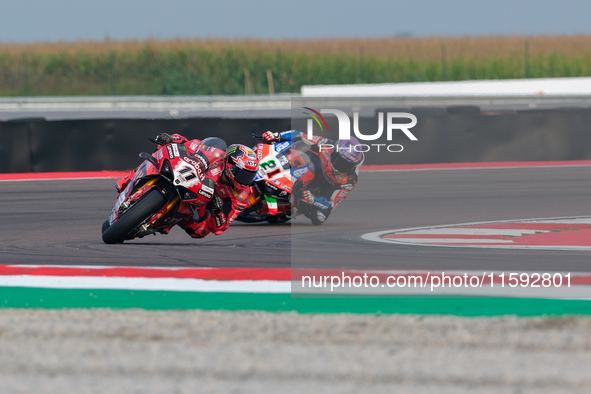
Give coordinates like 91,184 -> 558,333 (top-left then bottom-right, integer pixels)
102,220 -> 110,233
102,189 -> 167,244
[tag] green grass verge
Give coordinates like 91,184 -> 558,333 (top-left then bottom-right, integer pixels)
1,287 -> 591,316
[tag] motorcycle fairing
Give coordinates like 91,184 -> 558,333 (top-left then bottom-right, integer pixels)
274,141 -> 291,153
263,195 -> 278,215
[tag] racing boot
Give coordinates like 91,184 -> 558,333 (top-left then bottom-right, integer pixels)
183,212 -> 212,239
310,209 -> 329,226
185,223 -> 210,238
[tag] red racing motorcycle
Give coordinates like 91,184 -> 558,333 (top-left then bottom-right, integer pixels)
101,139 -> 222,244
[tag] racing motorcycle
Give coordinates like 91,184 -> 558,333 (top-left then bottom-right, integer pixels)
101,140 -> 222,244
236,135 -> 315,224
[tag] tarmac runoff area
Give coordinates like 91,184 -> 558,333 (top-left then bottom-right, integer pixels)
3,163 -> 591,391
0,309 -> 589,393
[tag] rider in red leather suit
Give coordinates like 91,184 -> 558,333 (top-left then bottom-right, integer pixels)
116,133 -> 258,238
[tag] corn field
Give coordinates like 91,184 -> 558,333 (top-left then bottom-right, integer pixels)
1,36 -> 591,96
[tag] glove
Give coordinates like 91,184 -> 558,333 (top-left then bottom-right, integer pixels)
154,133 -> 173,145
211,194 -> 228,231
262,131 -> 279,143
300,190 -> 315,205
211,193 -> 224,214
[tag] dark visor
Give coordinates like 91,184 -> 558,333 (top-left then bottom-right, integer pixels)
331,151 -> 357,173
231,166 -> 257,185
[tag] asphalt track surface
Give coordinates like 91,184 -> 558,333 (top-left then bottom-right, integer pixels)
1,166 -> 591,272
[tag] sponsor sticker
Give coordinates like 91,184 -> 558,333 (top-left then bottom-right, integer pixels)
201,184 -> 215,194
274,142 -> 290,153
172,144 -> 180,157
195,152 -> 209,168
167,145 -> 175,159
272,179 -> 291,191
183,157 -> 205,179
278,155 -> 289,166
314,200 -> 331,210
198,189 -> 213,199
292,167 -> 308,178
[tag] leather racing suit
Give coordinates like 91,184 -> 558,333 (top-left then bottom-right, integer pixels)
263,130 -> 363,223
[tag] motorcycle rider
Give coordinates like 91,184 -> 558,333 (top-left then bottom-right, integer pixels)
116,133 -> 258,238
183,142 -> 258,238
261,130 -> 364,224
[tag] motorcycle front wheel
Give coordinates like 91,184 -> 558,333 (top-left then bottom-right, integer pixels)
102,189 -> 167,244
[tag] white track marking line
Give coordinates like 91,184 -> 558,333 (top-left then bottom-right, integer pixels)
361,216 -> 591,251
0,276 -> 291,293
6,264 -> 219,270
393,228 -> 549,236
384,238 -> 514,244
516,219 -> 591,224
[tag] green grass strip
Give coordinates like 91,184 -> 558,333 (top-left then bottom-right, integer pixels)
2,287 -> 591,316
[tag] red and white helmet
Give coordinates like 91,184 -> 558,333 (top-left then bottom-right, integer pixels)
224,144 -> 259,188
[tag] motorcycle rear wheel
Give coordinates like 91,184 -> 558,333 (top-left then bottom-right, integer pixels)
102,189 -> 166,244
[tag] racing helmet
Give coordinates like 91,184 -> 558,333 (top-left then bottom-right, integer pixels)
224,144 -> 259,188
331,137 -> 364,174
